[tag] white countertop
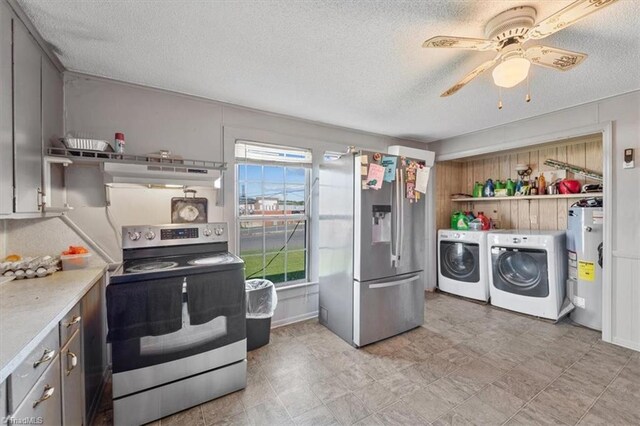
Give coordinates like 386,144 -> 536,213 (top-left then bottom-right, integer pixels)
0,267 -> 107,383
0,276 -> 15,286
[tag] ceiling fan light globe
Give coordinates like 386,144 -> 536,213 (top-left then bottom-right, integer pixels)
492,58 -> 531,88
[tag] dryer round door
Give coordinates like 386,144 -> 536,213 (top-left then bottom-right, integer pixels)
440,241 -> 480,283
491,247 -> 549,297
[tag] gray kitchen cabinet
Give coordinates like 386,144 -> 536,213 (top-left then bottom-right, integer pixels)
61,330 -> 84,426
0,379 -> 6,420
82,274 -> 107,425
9,326 -> 60,412
42,56 -> 63,149
0,3 -> 64,216
41,57 -> 67,213
0,1 -> 13,215
3,272 -> 107,426
12,18 -> 43,214
12,353 -> 62,425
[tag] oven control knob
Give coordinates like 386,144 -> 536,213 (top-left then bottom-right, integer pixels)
128,231 -> 141,241
145,231 -> 156,240
214,227 -> 224,236
203,228 -> 213,237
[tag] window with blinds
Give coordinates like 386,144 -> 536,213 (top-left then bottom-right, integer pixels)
235,141 -> 311,286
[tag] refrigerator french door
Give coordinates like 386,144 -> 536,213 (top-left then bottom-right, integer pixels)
319,150 -> 426,347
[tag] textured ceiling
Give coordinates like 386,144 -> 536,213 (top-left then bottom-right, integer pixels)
17,0 -> 640,142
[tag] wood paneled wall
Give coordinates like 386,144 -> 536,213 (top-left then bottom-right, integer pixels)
435,161 -> 465,230
435,134 -> 602,231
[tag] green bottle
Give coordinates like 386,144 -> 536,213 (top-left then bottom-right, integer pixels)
506,178 -> 516,196
473,182 -> 483,198
451,211 -> 460,229
456,214 -> 470,230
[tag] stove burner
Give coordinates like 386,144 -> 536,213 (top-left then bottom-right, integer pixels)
126,261 -> 180,273
187,254 -> 236,266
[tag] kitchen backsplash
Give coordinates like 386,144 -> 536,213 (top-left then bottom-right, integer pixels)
4,217 -> 107,266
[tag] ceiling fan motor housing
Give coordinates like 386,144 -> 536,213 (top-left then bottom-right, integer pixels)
485,6 -> 537,42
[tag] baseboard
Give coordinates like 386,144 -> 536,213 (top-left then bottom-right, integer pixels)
271,311 -> 319,328
612,336 -> 640,352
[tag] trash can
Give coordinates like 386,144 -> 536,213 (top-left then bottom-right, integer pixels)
245,279 -> 278,351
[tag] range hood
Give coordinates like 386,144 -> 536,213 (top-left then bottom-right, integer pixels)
102,162 -> 222,188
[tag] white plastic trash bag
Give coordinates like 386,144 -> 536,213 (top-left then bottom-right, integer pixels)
245,279 -> 278,319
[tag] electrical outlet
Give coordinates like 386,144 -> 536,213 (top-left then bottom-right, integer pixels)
624,148 -> 635,169
530,215 -> 537,225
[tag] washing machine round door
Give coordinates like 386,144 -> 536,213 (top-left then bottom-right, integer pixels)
494,249 -> 549,297
440,241 -> 479,282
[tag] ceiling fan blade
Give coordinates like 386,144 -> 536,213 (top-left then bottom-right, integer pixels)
525,45 -> 587,71
423,36 -> 498,51
440,58 -> 499,97
526,0 -> 619,40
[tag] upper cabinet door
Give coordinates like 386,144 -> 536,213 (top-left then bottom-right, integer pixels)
0,3 -> 13,215
13,20 -> 42,214
42,56 -> 62,149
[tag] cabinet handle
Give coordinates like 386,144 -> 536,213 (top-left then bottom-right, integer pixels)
33,349 -> 55,368
66,351 -> 78,375
32,385 -> 55,408
37,187 -> 45,211
65,315 -> 82,327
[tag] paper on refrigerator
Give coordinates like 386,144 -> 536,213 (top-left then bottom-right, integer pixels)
366,163 -> 385,189
415,167 -> 430,194
381,156 -> 397,182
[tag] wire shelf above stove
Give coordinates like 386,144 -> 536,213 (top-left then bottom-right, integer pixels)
46,147 -> 227,171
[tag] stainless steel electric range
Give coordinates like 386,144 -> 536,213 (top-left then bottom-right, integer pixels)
108,223 -> 246,426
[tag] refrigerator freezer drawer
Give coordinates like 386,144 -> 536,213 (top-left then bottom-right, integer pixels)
353,272 -> 424,347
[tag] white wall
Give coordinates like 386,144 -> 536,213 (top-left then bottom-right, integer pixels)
61,163 -> 221,263
63,73 -> 426,327
428,91 -> 640,351
0,220 -> 6,259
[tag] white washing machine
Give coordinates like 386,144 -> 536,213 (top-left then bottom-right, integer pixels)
438,229 -> 490,302
488,230 -> 567,320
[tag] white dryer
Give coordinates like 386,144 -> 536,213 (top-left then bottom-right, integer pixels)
438,229 -> 489,302
488,230 -> 567,320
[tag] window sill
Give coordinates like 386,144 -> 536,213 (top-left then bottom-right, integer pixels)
275,281 -> 318,292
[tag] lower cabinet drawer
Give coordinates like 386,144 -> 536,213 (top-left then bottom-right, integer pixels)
12,353 -> 62,426
10,327 -> 60,410
61,331 -> 84,426
59,302 -> 82,347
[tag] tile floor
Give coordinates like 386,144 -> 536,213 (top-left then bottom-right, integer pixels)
93,292 -> 639,425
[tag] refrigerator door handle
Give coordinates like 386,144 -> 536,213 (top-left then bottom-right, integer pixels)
398,168 -> 404,267
391,169 -> 400,267
368,274 -> 420,289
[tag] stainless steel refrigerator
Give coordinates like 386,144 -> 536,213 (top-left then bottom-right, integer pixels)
319,150 -> 430,347
567,206 -> 604,331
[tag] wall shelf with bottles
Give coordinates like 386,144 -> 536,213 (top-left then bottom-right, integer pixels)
451,193 -> 603,202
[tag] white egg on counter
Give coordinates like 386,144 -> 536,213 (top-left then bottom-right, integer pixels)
36,267 -> 48,277
25,269 -> 36,278
14,270 -> 25,279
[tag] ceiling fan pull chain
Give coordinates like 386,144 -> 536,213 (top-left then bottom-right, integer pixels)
525,73 -> 531,103
498,87 -> 503,110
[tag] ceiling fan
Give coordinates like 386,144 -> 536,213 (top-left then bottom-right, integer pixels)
423,0 -> 618,103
